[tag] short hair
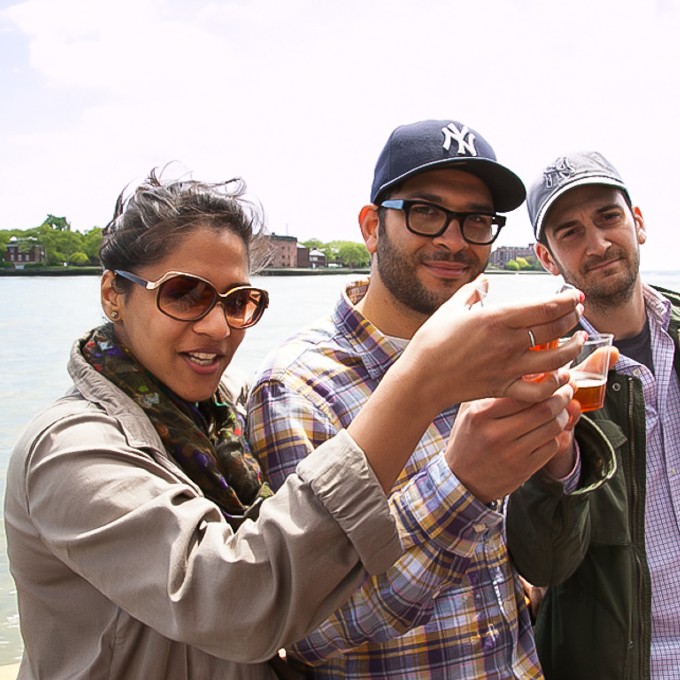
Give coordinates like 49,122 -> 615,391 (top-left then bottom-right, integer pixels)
100,168 -> 271,283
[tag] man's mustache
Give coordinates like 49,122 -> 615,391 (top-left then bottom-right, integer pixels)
582,248 -> 624,274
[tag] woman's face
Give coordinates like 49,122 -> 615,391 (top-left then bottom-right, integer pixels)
102,225 -> 250,402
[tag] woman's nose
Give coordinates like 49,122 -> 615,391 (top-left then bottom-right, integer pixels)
192,302 -> 231,338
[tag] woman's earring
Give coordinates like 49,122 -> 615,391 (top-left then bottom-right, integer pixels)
109,310 -> 120,321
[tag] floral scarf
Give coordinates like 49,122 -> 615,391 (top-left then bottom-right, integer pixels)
81,323 -> 272,527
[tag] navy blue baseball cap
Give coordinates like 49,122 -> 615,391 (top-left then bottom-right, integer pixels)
370,119 -> 526,212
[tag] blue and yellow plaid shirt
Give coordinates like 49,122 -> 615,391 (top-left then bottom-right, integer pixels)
247,279 -> 542,679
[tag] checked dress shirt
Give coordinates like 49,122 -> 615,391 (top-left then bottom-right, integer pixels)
246,278 -> 542,679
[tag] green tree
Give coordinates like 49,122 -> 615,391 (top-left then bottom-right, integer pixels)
525,255 -> 543,271
318,241 -> 339,265
32,221 -> 82,265
42,214 -> 71,231
302,238 -> 324,250
82,227 -> 103,265
336,241 -> 370,268
506,259 -> 520,271
69,252 -> 90,266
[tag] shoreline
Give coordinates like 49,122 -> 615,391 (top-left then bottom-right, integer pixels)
0,267 -> 374,277
0,266 -> 542,278
3,267 -> 678,278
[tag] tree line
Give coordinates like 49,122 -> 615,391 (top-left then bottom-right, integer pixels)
502,255 -> 544,272
1,215 -> 102,268
301,239 -> 370,269
0,218 -> 374,270
9,221 -> 550,272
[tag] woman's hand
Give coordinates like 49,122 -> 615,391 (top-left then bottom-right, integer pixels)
400,277 -> 586,410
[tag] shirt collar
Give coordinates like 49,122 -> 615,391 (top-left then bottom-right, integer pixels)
580,283 -> 671,371
330,276 -> 406,380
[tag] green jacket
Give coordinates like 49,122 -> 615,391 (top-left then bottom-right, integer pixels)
507,286 -> 680,680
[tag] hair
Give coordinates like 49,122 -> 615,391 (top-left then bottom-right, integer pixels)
100,168 -> 271,290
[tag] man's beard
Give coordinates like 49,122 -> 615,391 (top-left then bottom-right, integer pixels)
557,245 -> 640,313
376,225 -> 486,316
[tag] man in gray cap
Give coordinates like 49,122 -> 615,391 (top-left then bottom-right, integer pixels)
247,123 -> 615,678
508,151 -> 680,679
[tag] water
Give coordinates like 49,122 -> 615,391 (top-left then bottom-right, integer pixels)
0,270 -> 679,664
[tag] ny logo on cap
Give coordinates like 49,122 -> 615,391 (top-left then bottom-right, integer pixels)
441,123 -> 477,157
543,157 -> 575,188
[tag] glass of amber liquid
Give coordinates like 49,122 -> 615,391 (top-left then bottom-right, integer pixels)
569,333 -> 614,412
524,339 -> 559,381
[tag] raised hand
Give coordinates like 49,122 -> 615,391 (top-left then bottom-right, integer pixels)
444,384 -> 575,504
401,277 -> 586,409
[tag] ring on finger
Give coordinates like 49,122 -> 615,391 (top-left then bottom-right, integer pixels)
527,328 -> 537,348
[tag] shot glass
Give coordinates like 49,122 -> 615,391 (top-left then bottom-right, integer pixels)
567,333 -> 614,412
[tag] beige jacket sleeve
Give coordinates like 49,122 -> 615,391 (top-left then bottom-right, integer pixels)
8,398 -> 401,664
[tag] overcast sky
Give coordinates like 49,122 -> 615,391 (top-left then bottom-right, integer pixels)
1,0 -> 678,270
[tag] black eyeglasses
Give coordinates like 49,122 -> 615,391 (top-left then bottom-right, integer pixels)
114,270 -> 269,328
380,199 -> 506,245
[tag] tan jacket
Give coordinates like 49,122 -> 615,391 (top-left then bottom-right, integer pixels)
4,340 -> 401,679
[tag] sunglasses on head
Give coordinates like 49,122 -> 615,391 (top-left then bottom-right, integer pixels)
114,270 -> 269,329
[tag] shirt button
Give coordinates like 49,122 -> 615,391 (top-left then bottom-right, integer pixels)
473,523 -> 487,533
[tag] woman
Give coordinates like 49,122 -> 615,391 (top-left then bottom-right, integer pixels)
4,171 -> 584,679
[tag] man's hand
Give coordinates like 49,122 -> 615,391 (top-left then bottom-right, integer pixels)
444,384 -> 574,504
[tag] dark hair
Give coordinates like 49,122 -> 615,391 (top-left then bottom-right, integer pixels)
100,168 -> 271,285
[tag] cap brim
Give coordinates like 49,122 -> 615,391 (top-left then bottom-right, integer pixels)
374,157 -> 526,213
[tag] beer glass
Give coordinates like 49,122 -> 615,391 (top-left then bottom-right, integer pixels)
568,333 -> 614,412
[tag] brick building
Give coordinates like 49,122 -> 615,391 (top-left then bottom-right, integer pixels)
490,244 -> 535,268
267,234 -> 298,268
5,236 -> 46,268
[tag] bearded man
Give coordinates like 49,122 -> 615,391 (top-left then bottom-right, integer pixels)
247,123 -> 616,679
507,151 -> 680,680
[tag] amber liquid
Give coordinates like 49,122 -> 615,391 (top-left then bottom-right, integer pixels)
573,372 -> 607,412
525,339 -> 559,382
529,339 -> 559,352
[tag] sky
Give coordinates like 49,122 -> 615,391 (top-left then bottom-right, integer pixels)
1,0 -> 678,270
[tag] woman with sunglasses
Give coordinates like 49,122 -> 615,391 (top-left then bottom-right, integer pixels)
5,170 -> 585,680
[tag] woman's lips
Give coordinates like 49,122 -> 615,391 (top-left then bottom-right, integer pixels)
182,351 -> 224,374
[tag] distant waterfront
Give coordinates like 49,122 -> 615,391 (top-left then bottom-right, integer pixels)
0,264 -> 532,278
0,266 -> 372,277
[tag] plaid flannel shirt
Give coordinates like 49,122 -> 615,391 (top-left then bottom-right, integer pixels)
247,278 -> 542,679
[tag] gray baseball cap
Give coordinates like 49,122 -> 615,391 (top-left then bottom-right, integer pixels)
527,151 -> 630,240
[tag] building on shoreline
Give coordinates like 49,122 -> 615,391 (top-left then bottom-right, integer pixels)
265,233 -> 538,272
490,244 -> 535,269
267,234 -> 298,268
267,234 -> 329,269
4,236 -> 46,269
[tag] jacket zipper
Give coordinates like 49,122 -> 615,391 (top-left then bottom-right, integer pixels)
627,376 -> 647,680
